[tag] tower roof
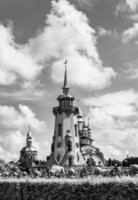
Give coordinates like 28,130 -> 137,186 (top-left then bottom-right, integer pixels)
77,99 -> 83,118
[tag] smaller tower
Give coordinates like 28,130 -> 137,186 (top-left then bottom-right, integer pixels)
19,126 -> 37,169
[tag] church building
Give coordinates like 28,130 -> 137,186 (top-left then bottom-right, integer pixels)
47,61 -> 105,167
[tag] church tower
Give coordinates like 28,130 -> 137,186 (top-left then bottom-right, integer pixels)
47,60 -> 85,167
19,126 -> 37,168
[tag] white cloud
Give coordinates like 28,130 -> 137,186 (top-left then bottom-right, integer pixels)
83,89 -> 138,159
0,104 -> 47,161
116,0 -> 138,14
0,0 -> 116,90
117,1 -> 138,43
129,13 -> 138,21
122,23 -> 138,43
27,0 -> 115,90
97,27 -> 112,37
0,25 -> 42,85
124,60 -> 138,79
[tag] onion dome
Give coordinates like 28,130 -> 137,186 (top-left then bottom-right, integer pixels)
21,146 -> 37,152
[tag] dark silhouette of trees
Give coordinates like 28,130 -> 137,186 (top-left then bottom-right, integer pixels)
122,157 -> 138,167
106,158 -> 121,166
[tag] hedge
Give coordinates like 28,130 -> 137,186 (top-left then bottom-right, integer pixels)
0,177 -> 138,200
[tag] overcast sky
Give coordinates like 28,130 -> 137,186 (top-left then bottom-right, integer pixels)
0,0 -> 138,162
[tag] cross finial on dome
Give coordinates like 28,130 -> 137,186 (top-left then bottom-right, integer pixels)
84,114 -> 86,124
27,124 -> 32,138
77,99 -> 80,107
64,58 -> 68,68
88,117 -> 90,125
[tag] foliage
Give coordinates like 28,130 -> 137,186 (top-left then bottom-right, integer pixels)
122,157 -> 138,167
0,177 -> 138,200
106,158 -> 121,166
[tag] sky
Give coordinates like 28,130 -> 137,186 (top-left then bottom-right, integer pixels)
0,0 -> 138,162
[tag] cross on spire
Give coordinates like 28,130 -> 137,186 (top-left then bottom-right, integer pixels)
88,117 -> 90,125
84,114 -> 86,125
64,58 -> 68,68
77,99 -> 80,108
27,124 -> 31,138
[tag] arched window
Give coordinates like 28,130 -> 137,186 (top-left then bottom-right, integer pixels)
51,143 -> 54,152
68,156 -> 73,166
57,142 -> 62,148
75,124 -> 78,137
77,153 -> 79,161
67,141 -> 72,152
57,154 -> 61,162
76,143 -> 79,148
58,123 -> 62,136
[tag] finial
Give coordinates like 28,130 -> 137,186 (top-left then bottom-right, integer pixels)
28,124 -> 30,132
88,117 -> 90,126
77,99 -> 80,108
84,114 -> 86,125
64,58 -> 68,69
27,124 -> 31,137
26,124 -> 32,147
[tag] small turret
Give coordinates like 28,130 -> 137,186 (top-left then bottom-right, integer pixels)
77,100 -> 83,132
19,125 -> 37,168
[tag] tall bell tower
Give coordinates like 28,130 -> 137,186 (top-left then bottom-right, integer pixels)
47,60 -> 85,166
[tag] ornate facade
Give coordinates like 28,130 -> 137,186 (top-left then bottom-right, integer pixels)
47,62 -> 105,167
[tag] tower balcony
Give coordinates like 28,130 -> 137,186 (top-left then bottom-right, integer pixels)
80,139 -> 90,146
53,106 -> 79,115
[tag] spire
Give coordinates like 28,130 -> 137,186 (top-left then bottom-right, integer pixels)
63,59 -> 70,95
63,59 -> 68,87
88,117 -> 90,127
26,125 -> 32,147
27,125 -> 31,138
83,114 -> 87,126
77,99 -> 82,118
88,117 -> 91,131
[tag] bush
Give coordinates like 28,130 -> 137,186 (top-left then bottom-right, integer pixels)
0,177 -> 138,200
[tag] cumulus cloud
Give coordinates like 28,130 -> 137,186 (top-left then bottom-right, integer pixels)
0,0 -> 116,90
124,60 -> 138,79
116,1 -> 138,43
116,0 -> 138,14
0,104 -> 47,161
27,0 -> 115,90
97,27 -> 112,37
122,23 -> 138,43
83,89 -> 138,159
0,25 -> 42,85
129,13 -> 138,21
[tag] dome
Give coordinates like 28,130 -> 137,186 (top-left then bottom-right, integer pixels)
21,146 -> 37,152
